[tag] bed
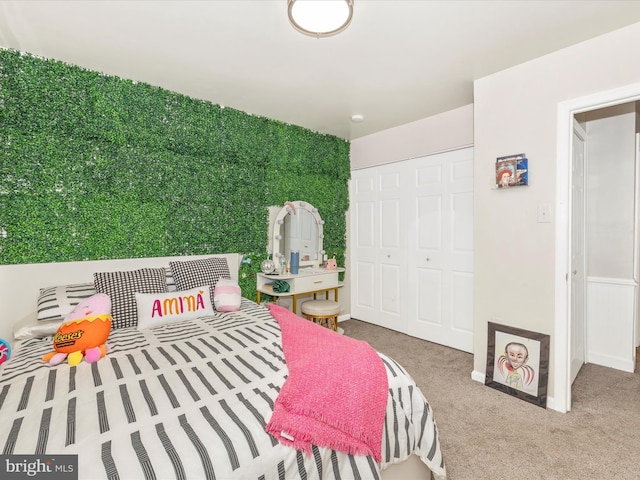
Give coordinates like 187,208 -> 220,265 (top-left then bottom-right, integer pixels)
0,254 -> 446,480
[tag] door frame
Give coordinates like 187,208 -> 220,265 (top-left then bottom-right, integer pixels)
569,118 -> 587,388
555,82 -> 640,413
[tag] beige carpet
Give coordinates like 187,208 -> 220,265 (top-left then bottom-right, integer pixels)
341,319 -> 640,480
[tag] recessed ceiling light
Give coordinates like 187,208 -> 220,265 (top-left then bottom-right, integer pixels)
351,114 -> 364,123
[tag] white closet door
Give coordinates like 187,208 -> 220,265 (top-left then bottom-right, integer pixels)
350,168 -> 381,325
350,163 -> 408,332
407,148 -> 474,352
376,161 -> 409,332
350,147 -> 473,351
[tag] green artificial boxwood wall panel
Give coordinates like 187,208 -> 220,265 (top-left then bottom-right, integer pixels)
0,50 -> 350,299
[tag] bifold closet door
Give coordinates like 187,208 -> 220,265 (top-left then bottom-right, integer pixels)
350,167 -> 380,326
350,147 -> 474,351
350,162 -> 409,333
406,148 -> 474,353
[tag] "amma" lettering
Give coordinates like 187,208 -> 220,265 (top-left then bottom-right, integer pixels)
151,291 -> 206,317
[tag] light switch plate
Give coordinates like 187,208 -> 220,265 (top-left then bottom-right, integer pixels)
537,205 -> 552,223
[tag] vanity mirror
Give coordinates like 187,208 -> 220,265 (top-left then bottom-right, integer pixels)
272,201 -> 324,269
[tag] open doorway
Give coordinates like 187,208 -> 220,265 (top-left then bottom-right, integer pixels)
571,103 -> 639,383
555,82 -> 640,413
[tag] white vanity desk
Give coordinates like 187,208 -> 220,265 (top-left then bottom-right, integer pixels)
259,200 -> 343,314
256,267 -> 344,315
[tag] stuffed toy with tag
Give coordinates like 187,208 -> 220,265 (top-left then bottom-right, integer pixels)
325,253 -> 338,270
42,293 -> 112,366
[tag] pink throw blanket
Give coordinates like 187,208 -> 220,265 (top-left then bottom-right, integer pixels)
266,304 -> 388,461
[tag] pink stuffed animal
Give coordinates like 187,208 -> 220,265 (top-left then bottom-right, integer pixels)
325,253 -> 338,270
42,293 -> 112,366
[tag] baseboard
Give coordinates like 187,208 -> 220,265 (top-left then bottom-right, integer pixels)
337,314 -> 351,322
587,353 -> 635,373
471,370 -> 485,383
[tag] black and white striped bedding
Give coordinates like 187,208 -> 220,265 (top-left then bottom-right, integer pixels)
0,299 -> 446,480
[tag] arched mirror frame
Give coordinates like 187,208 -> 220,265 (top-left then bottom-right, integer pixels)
272,201 -> 325,268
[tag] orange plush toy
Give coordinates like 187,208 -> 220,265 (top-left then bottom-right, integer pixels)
42,293 -> 112,367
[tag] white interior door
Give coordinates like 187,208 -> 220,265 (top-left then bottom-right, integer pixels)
407,147 -> 474,352
351,148 -> 473,348
570,119 -> 587,385
350,168 -> 381,325
350,162 -> 408,332
376,162 -> 409,332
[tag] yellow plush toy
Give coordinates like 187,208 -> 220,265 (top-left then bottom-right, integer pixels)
42,293 -> 112,367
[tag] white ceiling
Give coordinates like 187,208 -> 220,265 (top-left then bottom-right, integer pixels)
2,1 -> 640,140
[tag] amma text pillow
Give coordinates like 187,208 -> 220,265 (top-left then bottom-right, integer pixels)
136,285 -> 214,329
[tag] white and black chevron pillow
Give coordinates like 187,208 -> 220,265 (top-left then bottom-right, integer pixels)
94,268 -> 168,330
169,257 -> 231,305
36,282 -> 97,322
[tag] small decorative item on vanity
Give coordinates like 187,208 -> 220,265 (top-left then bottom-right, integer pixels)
325,253 -> 337,270
272,280 -> 290,293
261,256 -> 276,274
290,250 -> 300,275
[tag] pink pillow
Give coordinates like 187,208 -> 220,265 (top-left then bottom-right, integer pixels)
214,279 -> 241,312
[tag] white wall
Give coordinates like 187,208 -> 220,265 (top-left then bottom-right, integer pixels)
473,22 -> 640,401
585,104 -> 636,279
350,104 -> 474,170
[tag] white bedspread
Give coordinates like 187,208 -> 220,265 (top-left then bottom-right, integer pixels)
0,299 -> 446,479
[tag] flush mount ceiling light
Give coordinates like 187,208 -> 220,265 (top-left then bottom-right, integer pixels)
288,0 -> 354,38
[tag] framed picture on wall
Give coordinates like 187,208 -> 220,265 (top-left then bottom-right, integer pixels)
485,321 -> 550,408
496,153 -> 528,188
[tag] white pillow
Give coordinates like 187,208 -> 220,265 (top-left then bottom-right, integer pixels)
135,285 -> 214,329
13,316 -> 63,340
214,278 -> 242,312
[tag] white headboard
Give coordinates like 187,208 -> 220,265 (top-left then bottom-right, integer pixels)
0,253 -> 241,343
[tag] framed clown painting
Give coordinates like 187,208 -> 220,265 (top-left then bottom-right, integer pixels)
485,321 -> 550,408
